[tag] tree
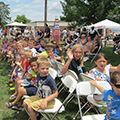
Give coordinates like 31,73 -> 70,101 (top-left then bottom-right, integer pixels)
0,2 -> 11,27
60,0 -> 119,27
14,15 -> 31,24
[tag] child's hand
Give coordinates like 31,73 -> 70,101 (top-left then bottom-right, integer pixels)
95,78 -> 101,81
15,61 -> 21,66
90,80 -> 97,86
67,48 -> 73,60
40,99 -> 47,110
58,46 -> 62,51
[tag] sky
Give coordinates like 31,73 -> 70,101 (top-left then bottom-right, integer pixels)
1,0 -> 64,23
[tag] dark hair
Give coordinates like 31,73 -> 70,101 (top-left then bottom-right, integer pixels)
46,24 -> 48,27
94,53 -> 107,62
111,71 -> 120,84
29,57 -> 38,65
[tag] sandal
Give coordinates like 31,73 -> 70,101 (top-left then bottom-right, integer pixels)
6,102 -> 14,108
12,106 -> 23,111
9,94 -> 16,100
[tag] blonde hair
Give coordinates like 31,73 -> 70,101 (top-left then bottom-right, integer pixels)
18,48 -> 25,54
71,44 -> 84,67
37,56 -> 50,67
45,42 -> 53,48
16,41 -> 23,46
25,50 -> 33,57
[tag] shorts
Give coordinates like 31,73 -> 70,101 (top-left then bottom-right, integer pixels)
24,95 -> 55,111
22,77 -> 31,84
44,38 -> 50,43
24,86 -> 37,96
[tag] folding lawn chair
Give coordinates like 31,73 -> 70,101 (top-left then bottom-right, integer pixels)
75,81 -> 112,120
58,69 -> 78,94
49,67 -> 58,79
89,46 -> 101,63
22,67 -> 58,99
24,75 -> 77,120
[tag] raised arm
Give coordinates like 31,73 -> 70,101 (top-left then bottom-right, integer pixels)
110,64 -> 120,72
61,48 -> 73,74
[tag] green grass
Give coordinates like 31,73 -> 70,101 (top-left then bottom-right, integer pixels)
0,45 -> 119,120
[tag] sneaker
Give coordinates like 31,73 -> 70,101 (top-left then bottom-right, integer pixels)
10,86 -> 15,91
9,80 -> 14,83
37,113 -> 42,120
9,82 -> 15,87
114,51 -> 118,54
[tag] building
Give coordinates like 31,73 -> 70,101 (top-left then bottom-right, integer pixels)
26,21 -> 71,31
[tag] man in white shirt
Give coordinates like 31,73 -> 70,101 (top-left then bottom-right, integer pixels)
70,28 -> 75,38
24,27 -> 28,37
62,28 -> 68,42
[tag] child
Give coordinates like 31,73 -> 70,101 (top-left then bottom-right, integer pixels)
90,71 -> 120,120
9,50 -> 33,98
46,47 -> 64,76
23,56 -> 58,120
62,44 -> 88,81
0,38 -> 9,61
6,57 -> 38,111
92,36 -> 100,54
11,48 -> 29,79
51,40 -> 62,56
24,39 -> 38,57
89,53 -> 120,104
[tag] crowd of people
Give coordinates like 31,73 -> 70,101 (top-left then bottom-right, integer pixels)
0,24 -> 120,120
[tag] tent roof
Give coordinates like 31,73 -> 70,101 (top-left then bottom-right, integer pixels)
5,22 -> 27,27
87,19 -> 120,29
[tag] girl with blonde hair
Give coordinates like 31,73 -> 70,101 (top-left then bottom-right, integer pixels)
62,44 -> 88,81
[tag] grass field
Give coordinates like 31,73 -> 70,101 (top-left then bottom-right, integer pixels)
0,45 -> 120,120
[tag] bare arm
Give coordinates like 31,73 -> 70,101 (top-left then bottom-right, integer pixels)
61,48 -> 73,74
40,90 -> 58,110
90,80 -> 105,94
109,64 -> 120,72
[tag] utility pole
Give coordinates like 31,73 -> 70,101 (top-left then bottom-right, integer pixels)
44,0 -> 47,28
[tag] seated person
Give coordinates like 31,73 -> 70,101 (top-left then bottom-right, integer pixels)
83,36 -> 94,55
92,36 -> 100,54
62,44 -> 88,81
6,57 -> 38,111
79,34 -> 87,49
64,35 -> 72,51
51,40 -> 62,56
23,56 -> 58,120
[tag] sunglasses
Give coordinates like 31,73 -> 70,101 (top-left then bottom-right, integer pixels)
114,84 -> 120,88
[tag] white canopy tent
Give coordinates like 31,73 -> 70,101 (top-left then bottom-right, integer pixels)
86,19 -> 120,37
5,22 -> 27,27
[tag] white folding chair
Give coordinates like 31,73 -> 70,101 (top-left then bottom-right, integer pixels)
25,75 -> 77,120
75,81 -> 112,120
90,46 -> 101,63
49,67 -> 58,79
58,69 -> 78,94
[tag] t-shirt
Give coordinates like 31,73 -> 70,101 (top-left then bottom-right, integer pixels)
54,48 -> 59,55
34,44 -> 45,53
45,27 -> 50,38
24,47 -> 38,57
66,58 -> 87,81
103,90 -> 120,120
40,51 -> 48,57
89,29 -> 98,40
37,73 -> 57,98
62,30 -> 67,37
89,64 -> 111,83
